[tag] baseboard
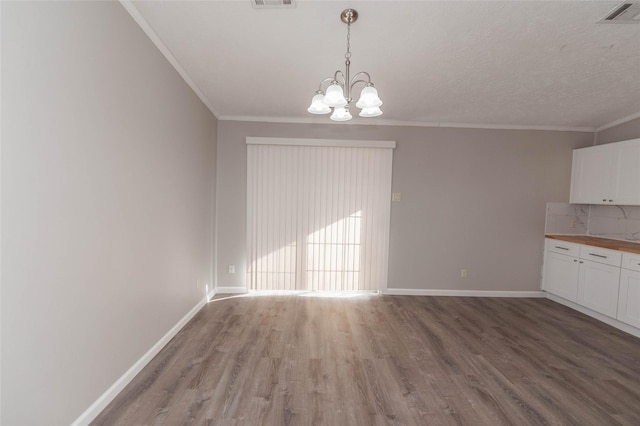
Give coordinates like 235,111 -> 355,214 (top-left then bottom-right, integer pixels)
71,296 -> 208,426
213,286 -> 248,295
546,293 -> 640,339
382,288 -> 546,298
210,287 -> 544,298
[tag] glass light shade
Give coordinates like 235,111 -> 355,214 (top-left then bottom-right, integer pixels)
322,84 -> 348,107
330,106 -> 352,122
355,85 -> 383,109
307,93 -> 331,114
359,106 -> 383,118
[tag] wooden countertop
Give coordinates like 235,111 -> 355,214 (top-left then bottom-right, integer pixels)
545,235 -> 640,255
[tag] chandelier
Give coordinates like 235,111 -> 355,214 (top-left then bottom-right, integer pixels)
307,9 -> 383,122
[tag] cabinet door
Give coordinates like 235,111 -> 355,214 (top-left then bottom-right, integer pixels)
543,251 -> 579,302
618,268 -> 640,328
578,260 -> 621,318
611,139 -> 640,205
570,145 -> 614,204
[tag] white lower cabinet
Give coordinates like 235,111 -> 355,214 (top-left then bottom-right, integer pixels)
544,239 -> 622,319
543,250 -> 579,302
577,259 -> 620,318
617,252 -> 640,328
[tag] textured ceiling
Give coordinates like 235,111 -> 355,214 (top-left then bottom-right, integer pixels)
127,0 -> 640,130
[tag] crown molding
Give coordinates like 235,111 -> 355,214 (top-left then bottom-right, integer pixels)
596,111 -> 640,133
434,122 -> 594,133
119,1 -> 219,118
218,114 -> 595,133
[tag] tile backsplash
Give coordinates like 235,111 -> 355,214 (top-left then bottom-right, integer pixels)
546,202 -> 640,242
545,202 -> 589,235
589,205 -> 640,242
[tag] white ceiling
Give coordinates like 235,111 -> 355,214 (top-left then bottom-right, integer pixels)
126,0 -> 640,131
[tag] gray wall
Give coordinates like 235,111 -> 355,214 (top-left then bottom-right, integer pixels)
597,116 -> 640,145
1,2 -> 216,425
216,121 -> 592,292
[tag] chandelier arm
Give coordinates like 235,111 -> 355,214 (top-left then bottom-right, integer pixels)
350,72 -> 372,85
349,78 -> 371,93
317,77 -> 335,92
333,70 -> 346,86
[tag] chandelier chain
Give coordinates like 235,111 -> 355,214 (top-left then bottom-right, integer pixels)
345,22 -> 351,60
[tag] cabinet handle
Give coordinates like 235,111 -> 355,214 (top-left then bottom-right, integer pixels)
602,199 -> 607,202
588,253 -> 607,258
579,261 -> 584,264
609,200 -> 613,202
573,259 -> 578,262
554,246 -> 570,250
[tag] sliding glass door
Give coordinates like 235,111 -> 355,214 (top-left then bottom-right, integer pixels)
247,138 -> 394,292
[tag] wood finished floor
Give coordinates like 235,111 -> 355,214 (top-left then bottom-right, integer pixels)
92,295 -> 640,425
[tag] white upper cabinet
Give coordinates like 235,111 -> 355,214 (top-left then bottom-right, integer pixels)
611,140 -> 640,205
570,138 -> 640,205
570,144 -> 614,204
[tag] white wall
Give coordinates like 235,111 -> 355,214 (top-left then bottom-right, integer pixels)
216,121 -> 592,293
1,2 -> 216,425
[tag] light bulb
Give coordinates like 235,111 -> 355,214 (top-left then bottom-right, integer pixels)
355,85 -> 382,109
307,93 -> 331,114
323,83 -> 348,107
330,106 -> 352,122
359,106 -> 383,118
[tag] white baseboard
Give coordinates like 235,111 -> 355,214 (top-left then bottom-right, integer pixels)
71,296 -> 208,426
546,293 -> 640,339
211,287 -> 544,298
382,288 -> 546,298
213,286 -> 248,295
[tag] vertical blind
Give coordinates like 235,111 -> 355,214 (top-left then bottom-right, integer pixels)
247,138 -> 395,292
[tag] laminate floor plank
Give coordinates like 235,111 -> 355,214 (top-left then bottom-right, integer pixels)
93,295 -> 640,425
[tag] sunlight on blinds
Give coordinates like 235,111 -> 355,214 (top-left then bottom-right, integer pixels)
307,211 -> 361,291
247,138 -> 394,292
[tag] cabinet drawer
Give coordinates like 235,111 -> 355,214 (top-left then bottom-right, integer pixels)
579,245 -> 622,267
621,252 -> 640,272
546,239 -> 580,257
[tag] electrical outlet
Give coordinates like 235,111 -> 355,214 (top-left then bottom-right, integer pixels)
228,265 -> 235,274
392,192 -> 402,201
570,219 -> 577,228
460,269 -> 468,278
196,279 -> 200,289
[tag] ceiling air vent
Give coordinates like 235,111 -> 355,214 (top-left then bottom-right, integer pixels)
251,0 -> 295,9
599,2 -> 640,23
